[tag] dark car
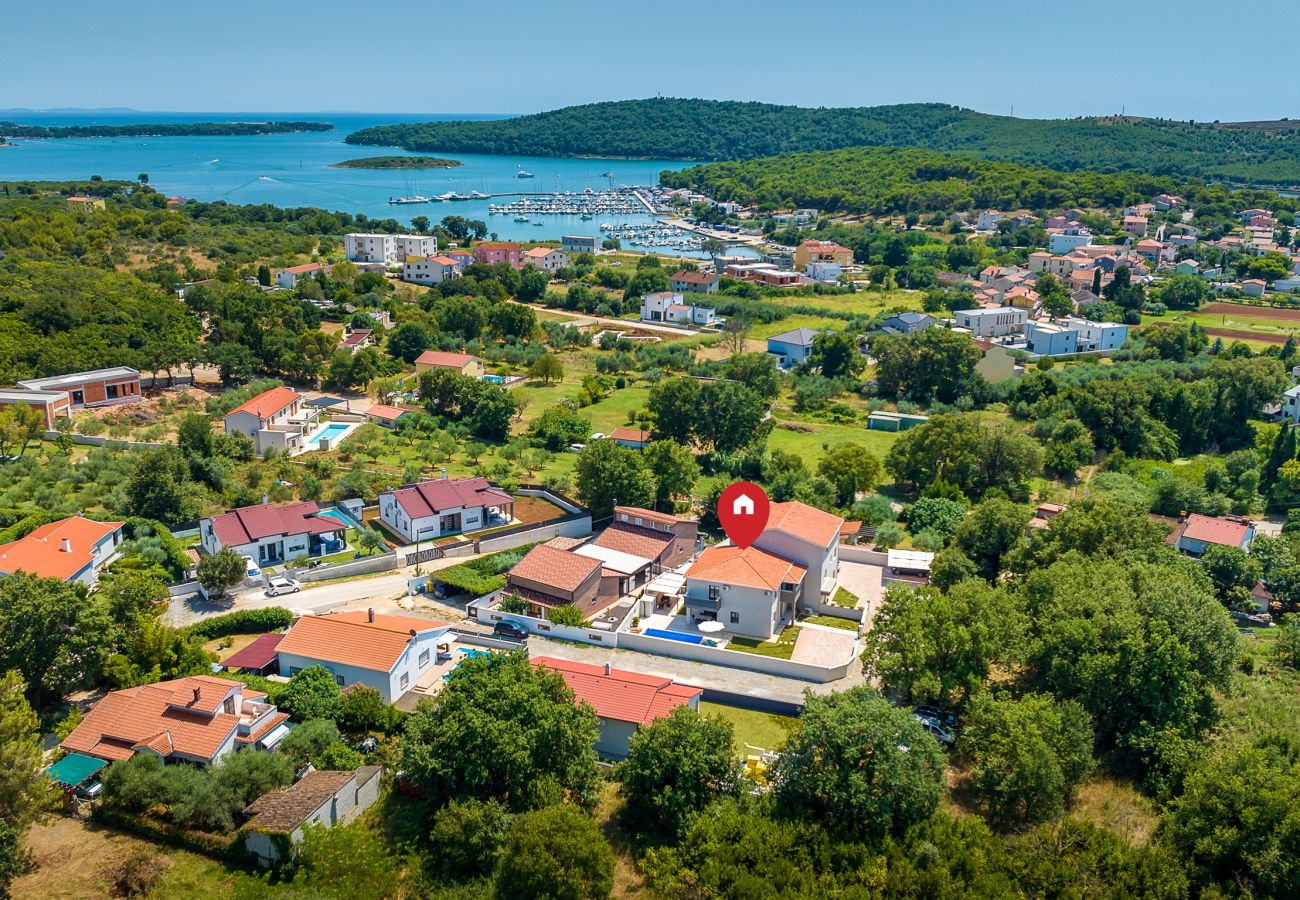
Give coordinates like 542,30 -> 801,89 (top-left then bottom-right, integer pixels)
912,705 -> 959,729
492,621 -> 529,642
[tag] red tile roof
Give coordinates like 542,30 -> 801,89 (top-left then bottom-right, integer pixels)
509,544 -> 602,593
765,501 -> 844,547
209,501 -> 340,546
609,427 -> 650,444
531,657 -> 701,726
276,611 -> 448,673
221,633 -> 285,671
415,350 -> 479,369
429,255 -> 460,266
686,545 -> 806,591
281,263 -> 325,274
671,270 -> 717,284
366,404 -> 409,421
1181,513 -> 1252,548
613,506 -> 688,528
339,329 -> 372,347
0,515 -> 122,581
387,476 -> 513,520
475,242 -> 521,252
591,522 -> 672,560
61,676 -> 250,763
224,386 -> 299,420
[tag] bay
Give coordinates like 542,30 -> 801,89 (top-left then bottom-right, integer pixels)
0,111 -> 703,246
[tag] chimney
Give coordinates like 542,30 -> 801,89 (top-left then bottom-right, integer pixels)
192,687 -> 201,704
409,629 -> 417,638
367,607 -> 375,623
262,493 -> 269,505
60,538 -> 72,553
441,468 -> 447,480
603,662 -> 612,676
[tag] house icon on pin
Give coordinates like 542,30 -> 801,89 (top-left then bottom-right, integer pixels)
732,493 -> 755,516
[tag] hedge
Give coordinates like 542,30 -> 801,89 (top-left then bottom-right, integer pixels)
435,545 -> 533,597
92,804 -> 236,860
185,607 -> 294,640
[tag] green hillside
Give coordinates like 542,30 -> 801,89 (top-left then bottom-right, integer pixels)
344,98 -> 1300,187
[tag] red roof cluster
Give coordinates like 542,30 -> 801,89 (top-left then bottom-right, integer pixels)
531,657 -> 701,726
277,611 -> 448,673
509,544 -> 602,592
0,515 -> 122,581
209,501 -> 340,546
1179,513 -> 1252,548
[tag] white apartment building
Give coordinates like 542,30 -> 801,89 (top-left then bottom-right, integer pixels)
954,307 -> 1028,338
344,233 -> 436,264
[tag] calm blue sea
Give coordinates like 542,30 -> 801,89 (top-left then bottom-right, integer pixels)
0,111 -> 694,244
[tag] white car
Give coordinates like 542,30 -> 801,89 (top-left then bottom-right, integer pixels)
243,556 -> 261,578
265,576 -> 302,597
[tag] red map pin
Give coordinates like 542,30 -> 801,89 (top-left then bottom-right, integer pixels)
718,481 -> 770,549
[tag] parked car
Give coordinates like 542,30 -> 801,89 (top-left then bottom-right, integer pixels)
75,779 -> 103,800
912,712 -> 956,745
912,705 -> 959,729
355,736 -> 378,754
265,576 -> 302,597
243,556 -> 261,578
492,620 -> 529,641
568,443 -> 585,453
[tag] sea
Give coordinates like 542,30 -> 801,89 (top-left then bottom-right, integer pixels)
0,110 -> 721,251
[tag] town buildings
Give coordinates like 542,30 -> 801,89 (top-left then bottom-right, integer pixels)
378,476 -> 515,543
0,515 -> 123,586
793,240 -> 853,272
403,254 -> 463,286
505,543 -> 605,617
472,241 -> 523,268
954,307 -> 1028,338
66,195 -> 106,213
521,246 -> 569,272
344,232 -> 438,264
561,235 -> 599,255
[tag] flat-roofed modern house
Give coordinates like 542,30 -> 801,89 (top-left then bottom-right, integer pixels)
0,388 -> 71,429
531,656 -> 702,759
505,544 -> 605,617
222,386 -> 317,456
954,307 -> 1028,338
0,515 -> 124,586
414,350 -> 485,378
17,366 -> 142,411
378,476 -> 515,543
199,501 -> 346,568
61,675 -> 291,764
561,235 -> 599,255
275,610 -> 450,703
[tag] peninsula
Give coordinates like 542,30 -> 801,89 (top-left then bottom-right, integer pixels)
331,155 -> 461,169
0,121 -> 333,139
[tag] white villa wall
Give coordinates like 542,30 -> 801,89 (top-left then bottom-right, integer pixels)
684,579 -> 780,640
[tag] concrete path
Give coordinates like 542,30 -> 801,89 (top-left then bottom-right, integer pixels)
790,626 -> 858,667
838,560 -> 885,626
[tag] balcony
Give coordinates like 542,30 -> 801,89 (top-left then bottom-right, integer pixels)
684,593 -> 720,611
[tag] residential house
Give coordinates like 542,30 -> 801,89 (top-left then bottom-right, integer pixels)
1122,216 -> 1149,237
1170,513 -> 1254,556
1065,317 -> 1129,351
66,195 -> 106,213
1152,194 -> 1185,210
767,327 -> 820,367
522,246 -> 569,272
561,235 -> 600,255
277,610 -> 450,703
393,234 -> 438,258
378,476 -> 515,543
1168,233 -> 1199,249
505,543 -> 606,617
414,350 -> 485,377
403,254 -> 463,286
1135,239 -> 1166,263
1242,279 -> 1267,298
976,210 -> 1004,230
1025,321 -> 1078,356
530,657 -> 701,759
753,501 -> 845,602
222,386 -> 317,456
200,501 -> 346,568
0,515 -> 123,586
1004,286 -> 1041,311
805,260 -> 843,283
17,366 -> 142,411
973,340 -> 1017,382
365,404 -> 410,429
1278,385 -> 1300,422
671,270 -> 720,294
639,291 -> 716,326
1048,228 -> 1092,254
867,411 -> 929,432
683,544 -> 807,640
1175,260 -> 1202,276
572,506 -> 699,598
609,427 -> 651,449
337,328 -> 372,353
1028,502 -> 1067,530
793,240 -> 853,272
61,675 -> 290,764
345,233 -> 399,264
0,388 -> 71,429
472,241 -> 523,268
243,767 -> 383,867
882,549 -> 934,587
954,307 -> 1028,338
1124,204 -> 1156,218
880,312 -> 936,335
1025,318 -> 1128,355
275,263 -> 328,290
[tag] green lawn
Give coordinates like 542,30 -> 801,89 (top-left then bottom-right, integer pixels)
768,419 -> 899,463
830,586 -> 861,608
727,624 -> 800,659
769,288 -> 926,317
699,701 -> 801,756
749,314 -> 845,340
803,614 -> 859,631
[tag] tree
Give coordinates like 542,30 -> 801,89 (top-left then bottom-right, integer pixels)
0,404 -> 44,460
695,380 -> 770,453
279,665 -> 344,722
647,377 -> 701,445
810,331 -> 863,379
1157,273 -> 1208,310
862,579 -> 1021,709
886,414 -> 1040,499
772,687 -> 946,842
0,574 -> 107,710
429,798 -> 513,881
619,706 -> 740,841
399,652 -> 601,811
1010,498 -> 1169,573
575,440 -> 655,522
906,496 -> 967,542
196,547 -> 246,599
644,440 -> 700,505
355,527 -> 386,556
1037,273 -> 1073,318
960,692 -> 1095,827
125,447 -> 196,524
385,322 -> 432,363
721,315 -> 752,357
0,672 -> 52,832
175,411 -> 214,459
810,444 -> 879,508
930,546 -> 980,590
341,684 -> 385,735
529,404 -> 591,451
315,742 -> 364,770
1199,544 -> 1262,603
528,353 -> 565,384
257,264 -> 272,287
0,816 -> 28,898
297,820 -> 402,899
493,804 -> 614,900
723,352 -> 781,400
953,499 -> 1029,579
1043,418 -> 1095,479
277,718 -> 342,766
872,328 -> 983,404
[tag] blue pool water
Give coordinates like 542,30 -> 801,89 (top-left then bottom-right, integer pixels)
305,422 -> 351,449
315,508 -> 352,527
481,375 -> 504,384
645,629 -> 703,645
458,647 -> 494,660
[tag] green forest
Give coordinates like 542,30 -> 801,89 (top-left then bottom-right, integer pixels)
345,98 -> 1300,186
331,155 -> 461,169
660,146 -> 1294,217
0,121 -> 333,139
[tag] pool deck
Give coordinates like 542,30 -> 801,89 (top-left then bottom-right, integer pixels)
302,421 -> 361,452
396,640 -> 500,710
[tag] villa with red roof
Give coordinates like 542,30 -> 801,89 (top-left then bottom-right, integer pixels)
337,328 -> 372,353
0,515 -> 124,586
365,403 -> 411,429
1171,513 -> 1255,557
670,269 -> 719,294
275,262 -> 330,290
61,675 -> 290,765
506,543 -> 605,616
531,656 -> 702,759
522,246 -> 569,272
276,609 -> 450,703
199,501 -> 346,568
415,350 -> 485,378
609,427 -> 650,449
222,386 -> 319,456
684,500 -> 843,639
403,254 -> 464,286
378,476 -> 514,543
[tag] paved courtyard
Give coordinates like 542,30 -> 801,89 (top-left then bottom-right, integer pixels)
790,624 -> 858,667
837,560 -> 884,625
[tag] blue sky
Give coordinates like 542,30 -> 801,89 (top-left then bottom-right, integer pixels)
6,0 -> 1299,121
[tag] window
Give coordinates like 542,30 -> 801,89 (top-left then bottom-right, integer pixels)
730,611 -> 740,624
334,674 -> 345,686
708,584 -> 720,602
288,666 -> 302,676
223,697 -> 235,715
400,673 -> 409,689
418,649 -> 430,667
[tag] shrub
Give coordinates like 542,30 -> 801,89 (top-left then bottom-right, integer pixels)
429,798 -> 513,880
185,607 -> 294,641
277,718 -> 342,766
314,743 -> 364,770
547,605 -> 586,627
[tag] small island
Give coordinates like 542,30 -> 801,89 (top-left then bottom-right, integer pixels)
331,155 -> 462,169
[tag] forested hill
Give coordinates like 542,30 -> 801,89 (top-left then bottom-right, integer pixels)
0,121 -> 334,138
344,98 -> 1300,186
659,146 -> 1293,217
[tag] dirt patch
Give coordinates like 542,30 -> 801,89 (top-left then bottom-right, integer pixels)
1206,327 -> 1289,345
16,816 -> 161,899
1068,777 -> 1159,846
202,632 -> 262,661
1202,302 -> 1300,321
513,494 -> 566,526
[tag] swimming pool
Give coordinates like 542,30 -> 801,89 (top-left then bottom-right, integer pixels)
304,422 -> 353,450
645,628 -> 703,645
481,375 -> 504,384
315,508 -> 353,527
